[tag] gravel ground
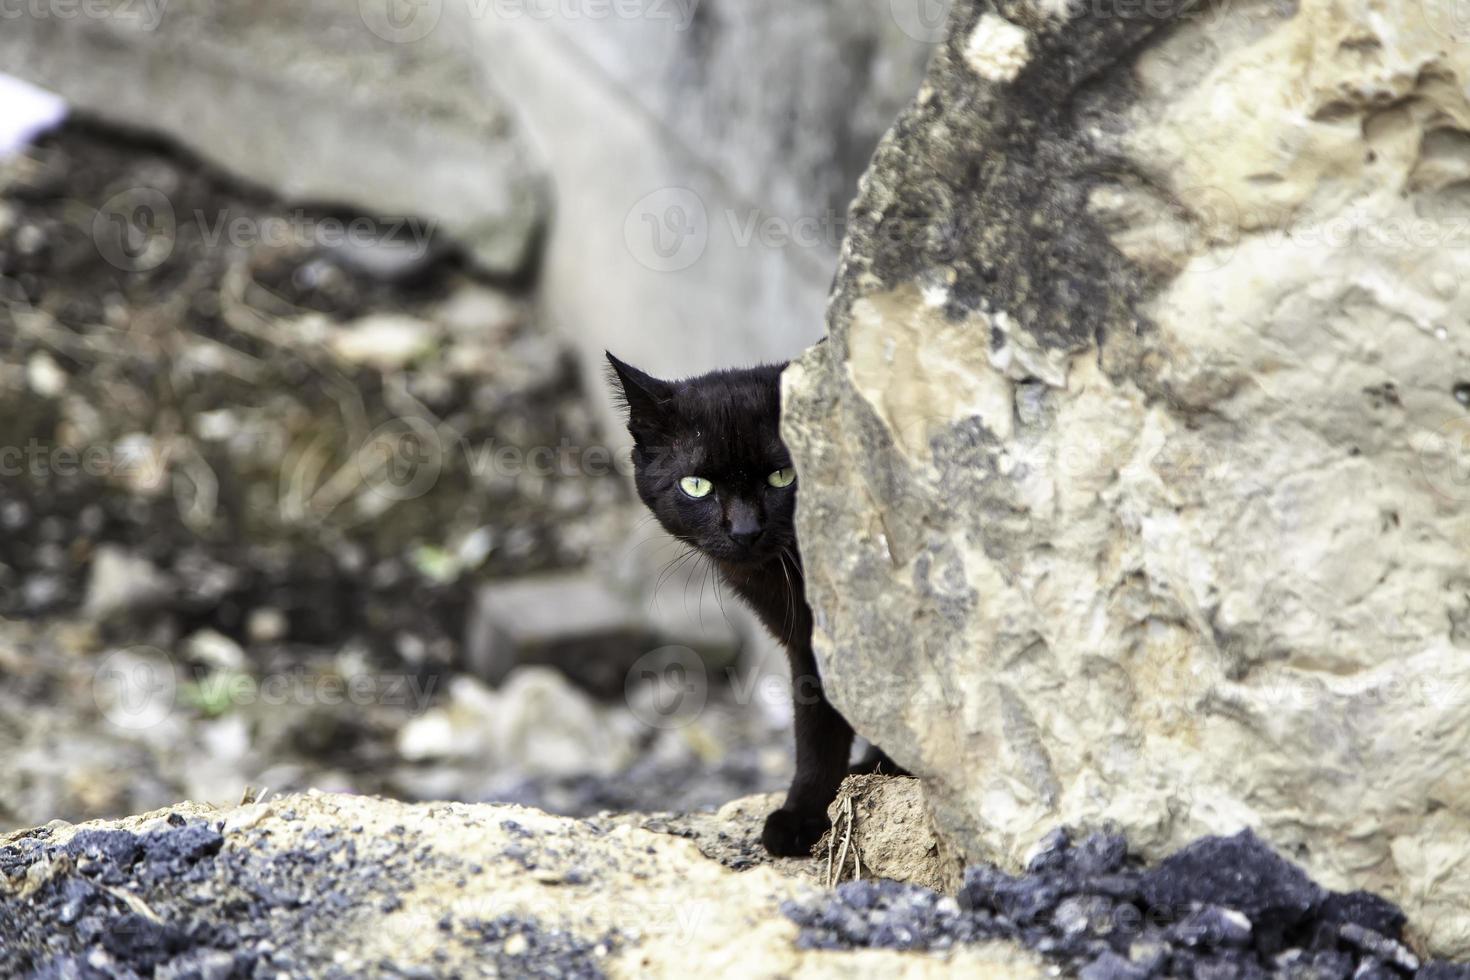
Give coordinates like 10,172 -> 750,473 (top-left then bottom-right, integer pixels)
7,794 -> 1470,980
0,809 -> 626,978
785,827 -> 1470,980
1,791 -> 1048,980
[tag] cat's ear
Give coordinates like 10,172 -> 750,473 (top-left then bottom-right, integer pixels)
605,352 -> 674,438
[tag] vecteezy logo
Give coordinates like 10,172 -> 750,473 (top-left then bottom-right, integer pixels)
1419,416 -> 1470,501
623,188 -> 709,272
624,646 -> 708,729
356,415 -> 444,502
360,0 -> 442,43
93,648 -> 177,731
92,188 -> 176,272
890,0 -> 953,42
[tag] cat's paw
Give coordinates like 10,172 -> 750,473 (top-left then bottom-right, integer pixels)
761,807 -> 830,857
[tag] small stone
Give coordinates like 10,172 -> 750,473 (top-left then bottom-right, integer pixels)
1025,827 -> 1072,873
192,408 -> 240,441
247,607 -> 289,644
1071,832 -> 1129,877
963,14 -> 1030,82
436,285 -> 522,337
1338,923 -> 1419,974
395,710 -> 457,762
1128,940 -> 1169,975
1352,967 -> 1400,980
0,499 -> 29,531
83,546 -> 173,621
1140,831 -> 1321,926
1169,905 -> 1252,948
1317,890 -> 1406,941
26,351 -> 66,397
140,822 -> 224,866
62,828 -> 142,866
15,222 -> 46,255
1052,895 -> 1113,937
22,574 -> 66,612
329,314 -> 438,371
1079,951 -> 1150,980
184,629 -> 246,671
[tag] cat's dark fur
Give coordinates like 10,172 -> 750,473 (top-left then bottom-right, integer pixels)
606,352 -> 904,856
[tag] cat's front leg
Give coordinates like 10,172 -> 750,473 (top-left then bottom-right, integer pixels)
761,648 -> 853,857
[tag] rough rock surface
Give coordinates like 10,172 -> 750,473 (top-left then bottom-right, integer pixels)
783,0 -> 1470,958
0,791 -> 1045,979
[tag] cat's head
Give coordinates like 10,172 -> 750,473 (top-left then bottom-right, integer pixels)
605,352 -> 797,567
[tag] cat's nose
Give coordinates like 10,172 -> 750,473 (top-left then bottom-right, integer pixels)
729,526 -> 763,547
726,501 -> 763,547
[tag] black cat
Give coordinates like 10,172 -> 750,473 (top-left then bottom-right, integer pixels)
606,352 -> 905,857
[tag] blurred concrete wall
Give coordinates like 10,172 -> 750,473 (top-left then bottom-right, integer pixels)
445,0 -> 936,406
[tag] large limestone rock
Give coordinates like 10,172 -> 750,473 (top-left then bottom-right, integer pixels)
784,0 -> 1470,958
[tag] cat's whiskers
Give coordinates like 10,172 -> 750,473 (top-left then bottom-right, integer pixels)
625,518 -> 678,557
681,550 -> 709,623
652,546 -> 700,612
777,546 -> 798,647
710,563 -> 729,622
696,559 -> 711,632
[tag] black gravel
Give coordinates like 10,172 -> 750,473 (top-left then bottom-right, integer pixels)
1,817 -> 412,978
0,814 -> 624,979
459,914 -> 618,979
782,828 -> 1470,979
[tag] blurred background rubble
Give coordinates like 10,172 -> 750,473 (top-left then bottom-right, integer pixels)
0,0 -> 933,829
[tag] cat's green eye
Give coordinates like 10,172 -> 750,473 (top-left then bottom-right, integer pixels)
768,468 -> 796,488
679,476 -> 714,499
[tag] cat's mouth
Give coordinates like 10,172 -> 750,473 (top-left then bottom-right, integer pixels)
707,538 -> 790,569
